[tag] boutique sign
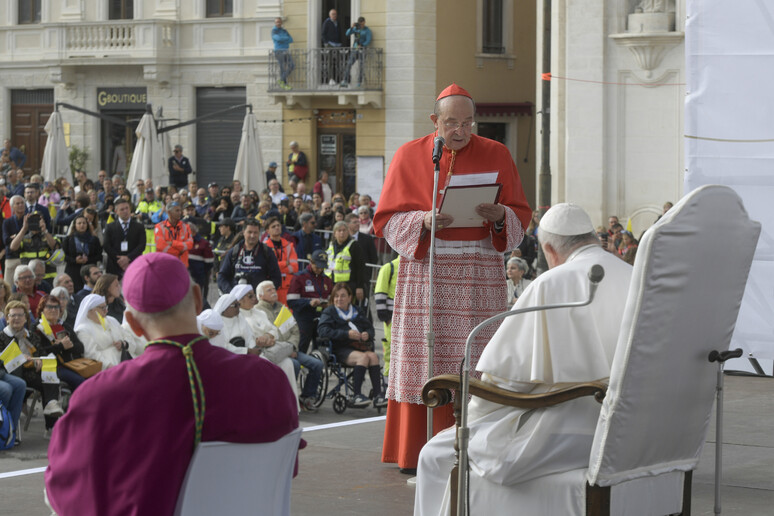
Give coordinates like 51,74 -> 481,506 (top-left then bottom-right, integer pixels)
97,88 -> 147,110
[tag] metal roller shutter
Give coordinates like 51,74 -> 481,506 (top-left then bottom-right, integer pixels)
195,87 -> 246,189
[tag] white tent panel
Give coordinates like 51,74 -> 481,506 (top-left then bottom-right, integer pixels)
685,0 -> 774,360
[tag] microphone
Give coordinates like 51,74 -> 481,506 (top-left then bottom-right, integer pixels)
587,264 -> 605,303
432,136 -> 445,164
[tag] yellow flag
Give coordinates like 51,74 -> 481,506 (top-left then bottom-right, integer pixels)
0,341 -> 25,373
626,217 -> 633,233
41,354 -> 60,384
273,305 -> 292,327
273,305 -> 296,334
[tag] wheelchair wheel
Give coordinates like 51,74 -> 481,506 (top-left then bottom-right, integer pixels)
333,394 -> 348,414
310,349 -> 328,408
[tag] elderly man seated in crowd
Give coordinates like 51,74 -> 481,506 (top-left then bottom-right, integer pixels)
415,203 -> 634,515
255,280 -> 323,412
28,258 -> 53,294
45,253 -> 299,515
14,265 -> 46,315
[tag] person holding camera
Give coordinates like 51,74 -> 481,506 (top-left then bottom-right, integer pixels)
54,193 -> 88,233
8,196 -> 58,292
24,183 -> 52,232
341,17 -> 372,88
2,195 -> 27,282
217,218 -> 282,294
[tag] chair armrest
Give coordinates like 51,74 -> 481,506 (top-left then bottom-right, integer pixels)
422,374 -> 608,410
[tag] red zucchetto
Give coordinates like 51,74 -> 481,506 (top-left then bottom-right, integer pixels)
436,83 -> 473,101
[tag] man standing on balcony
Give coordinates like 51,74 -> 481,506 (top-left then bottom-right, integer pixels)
272,17 -> 294,90
341,17 -> 372,88
321,9 -> 342,86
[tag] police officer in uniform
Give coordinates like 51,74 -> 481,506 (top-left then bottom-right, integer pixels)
287,249 -> 334,353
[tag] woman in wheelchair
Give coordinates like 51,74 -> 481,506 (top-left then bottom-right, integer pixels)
318,283 -> 387,409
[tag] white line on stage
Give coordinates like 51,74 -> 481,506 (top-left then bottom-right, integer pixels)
0,416 -> 387,480
300,415 -> 386,432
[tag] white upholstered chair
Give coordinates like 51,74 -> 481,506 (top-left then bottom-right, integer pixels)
423,185 -> 760,515
173,427 -> 303,516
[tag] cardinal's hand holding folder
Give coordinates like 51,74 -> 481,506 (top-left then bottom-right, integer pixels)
424,203 -> 504,231
424,210 -> 455,231
475,203 -> 505,226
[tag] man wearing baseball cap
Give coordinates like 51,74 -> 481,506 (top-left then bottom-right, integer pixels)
45,253 -> 299,515
287,248 -> 333,353
265,161 -> 283,192
415,203 -> 633,514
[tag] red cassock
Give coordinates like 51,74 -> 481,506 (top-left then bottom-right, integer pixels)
374,133 -> 531,469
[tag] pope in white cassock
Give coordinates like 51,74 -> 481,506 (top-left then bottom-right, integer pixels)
415,203 -> 633,515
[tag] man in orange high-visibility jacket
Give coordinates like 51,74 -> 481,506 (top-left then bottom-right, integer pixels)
154,202 -> 193,267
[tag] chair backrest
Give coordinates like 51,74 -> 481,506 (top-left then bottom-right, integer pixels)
587,185 -> 760,487
174,427 -> 303,516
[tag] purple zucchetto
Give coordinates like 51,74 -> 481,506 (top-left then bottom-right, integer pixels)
123,253 -> 191,313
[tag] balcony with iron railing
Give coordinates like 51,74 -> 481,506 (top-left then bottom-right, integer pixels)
268,48 -> 384,108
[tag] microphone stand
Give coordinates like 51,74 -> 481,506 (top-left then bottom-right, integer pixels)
455,264 -> 605,515
426,154 -> 441,442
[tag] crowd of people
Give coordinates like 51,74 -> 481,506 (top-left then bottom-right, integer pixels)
1,80 -> 682,515
0,151 -> 393,447
0,136 -> 672,450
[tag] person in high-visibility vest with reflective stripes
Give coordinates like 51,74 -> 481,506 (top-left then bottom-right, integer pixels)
374,255 -> 400,376
262,216 -> 298,304
325,221 -> 367,303
135,189 -> 163,254
154,202 -> 193,267
9,197 -> 59,283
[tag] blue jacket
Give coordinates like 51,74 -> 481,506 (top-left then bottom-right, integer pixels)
291,229 -> 322,261
272,27 -> 293,50
321,18 -> 341,46
9,146 -> 26,168
217,241 -> 282,293
346,25 -> 372,48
